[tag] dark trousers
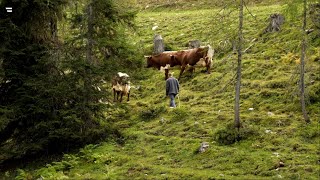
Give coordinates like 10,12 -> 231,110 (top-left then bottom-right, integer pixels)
169,94 -> 176,107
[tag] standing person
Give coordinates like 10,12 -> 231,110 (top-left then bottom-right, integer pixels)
166,72 -> 180,108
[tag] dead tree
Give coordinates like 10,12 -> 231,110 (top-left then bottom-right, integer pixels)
300,0 -> 310,123
153,34 -> 164,55
188,40 -> 201,49
263,13 -> 285,33
234,0 -> 244,130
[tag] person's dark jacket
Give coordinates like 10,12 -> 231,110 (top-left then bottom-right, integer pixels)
166,77 -> 179,96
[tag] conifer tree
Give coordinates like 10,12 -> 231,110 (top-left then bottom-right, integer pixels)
0,0 -> 140,162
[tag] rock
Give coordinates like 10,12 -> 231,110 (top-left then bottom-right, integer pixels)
265,129 -> 272,134
267,112 -> 274,116
273,152 -> 280,157
279,161 -> 285,167
152,25 -> 158,30
199,142 -> 209,153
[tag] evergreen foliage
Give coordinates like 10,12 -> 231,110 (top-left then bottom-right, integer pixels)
0,0 -> 141,163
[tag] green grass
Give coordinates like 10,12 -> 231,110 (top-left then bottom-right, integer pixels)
4,3 -> 320,180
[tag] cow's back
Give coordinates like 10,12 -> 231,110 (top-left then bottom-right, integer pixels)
181,48 -> 204,66
152,51 -> 177,67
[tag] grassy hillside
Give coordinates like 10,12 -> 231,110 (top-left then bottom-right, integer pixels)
5,3 -> 320,180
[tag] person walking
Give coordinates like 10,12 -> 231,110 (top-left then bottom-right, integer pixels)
166,72 -> 180,108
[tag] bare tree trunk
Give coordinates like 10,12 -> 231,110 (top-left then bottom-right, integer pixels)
50,17 -> 57,41
234,0 -> 244,129
300,0 -> 310,123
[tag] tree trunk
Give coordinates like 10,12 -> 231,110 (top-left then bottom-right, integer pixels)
87,4 -> 94,65
153,34 -> 164,55
300,0 -> 310,123
234,0 -> 243,130
50,17 -> 58,41
84,2 -> 94,125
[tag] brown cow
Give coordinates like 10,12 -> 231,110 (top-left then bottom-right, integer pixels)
170,45 -> 213,80
145,51 -> 177,70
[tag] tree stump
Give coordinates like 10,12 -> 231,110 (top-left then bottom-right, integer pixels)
188,40 -> 201,49
263,13 -> 285,33
153,34 -> 164,55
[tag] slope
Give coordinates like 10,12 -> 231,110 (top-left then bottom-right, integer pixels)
9,3 -> 320,180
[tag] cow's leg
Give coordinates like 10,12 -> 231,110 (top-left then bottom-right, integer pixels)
191,66 -> 196,77
120,92 -> 124,102
127,91 -> 130,102
116,91 -> 120,101
207,65 -> 211,74
165,69 -> 169,80
179,65 -> 186,80
206,57 -> 211,74
191,66 -> 195,73
113,89 -> 116,102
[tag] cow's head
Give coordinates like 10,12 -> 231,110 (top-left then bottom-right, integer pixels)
169,55 -> 177,67
144,55 -> 153,68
